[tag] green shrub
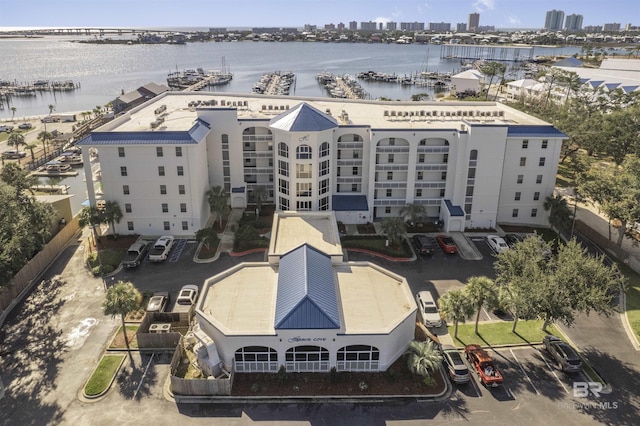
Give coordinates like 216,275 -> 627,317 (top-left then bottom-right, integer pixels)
235,225 -> 260,241
276,365 -> 288,384
91,264 -> 114,277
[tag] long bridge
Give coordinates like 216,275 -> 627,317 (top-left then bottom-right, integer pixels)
440,44 -> 535,62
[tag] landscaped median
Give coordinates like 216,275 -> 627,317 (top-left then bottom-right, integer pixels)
341,235 -> 413,260
448,320 -> 559,347
83,354 -> 125,398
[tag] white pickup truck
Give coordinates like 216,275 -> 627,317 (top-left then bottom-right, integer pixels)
148,236 -> 174,262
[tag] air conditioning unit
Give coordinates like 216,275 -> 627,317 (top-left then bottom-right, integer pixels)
149,323 -> 172,334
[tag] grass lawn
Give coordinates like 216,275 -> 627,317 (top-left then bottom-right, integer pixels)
196,240 -> 219,259
109,325 -> 140,349
618,262 -> 640,342
84,354 -> 125,396
88,249 -> 126,270
341,236 -> 413,258
449,320 -> 559,347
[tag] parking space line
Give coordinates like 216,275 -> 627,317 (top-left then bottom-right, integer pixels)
469,373 -> 483,398
134,352 -> 155,399
538,348 -> 570,394
510,349 -> 540,396
168,239 -> 187,262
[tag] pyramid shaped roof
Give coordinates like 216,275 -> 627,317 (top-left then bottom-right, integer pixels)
269,102 -> 338,132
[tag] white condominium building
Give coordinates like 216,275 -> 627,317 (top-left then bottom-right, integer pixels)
78,92 -> 566,236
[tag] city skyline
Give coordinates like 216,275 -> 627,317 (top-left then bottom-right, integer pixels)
0,0 -> 638,30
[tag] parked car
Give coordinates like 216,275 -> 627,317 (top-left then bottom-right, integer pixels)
0,125 -> 14,132
148,235 -> 174,262
415,291 -> 442,328
121,241 -> 149,268
174,284 -> 199,312
41,116 -> 59,123
436,235 -> 457,254
543,336 -> 582,373
412,235 -> 438,256
146,292 -> 169,313
18,122 -> 33,130
486,235 -> 510,254
1,150 -> 27,159
464,344 -> 503,387
441,345 -> 471,384
504,233 -> 524,248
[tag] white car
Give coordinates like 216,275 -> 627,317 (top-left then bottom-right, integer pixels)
173,284 -> 199,312
416,291 -> 443,328
486,235 -> 509,254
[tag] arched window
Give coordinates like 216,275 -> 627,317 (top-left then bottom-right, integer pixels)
285,345 -> 329,372
234,346 -> 278,372
278,142 -> 289,158
470,149 -> 478,160
336,345 -> 380,371
221,134 -> 229,144
296,145 -> 312,159
319,142 -> 330,157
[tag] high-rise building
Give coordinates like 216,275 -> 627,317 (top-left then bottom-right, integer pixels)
468,13 -> 480,32
456,23 -> 467,32
545,9 -> 565,30
349,21 -> 358,31
564,14 -> 583,31
400,22 -> 425,31
337,22 -> 345,31
360,21 -> 377,31
602,23 -> 621,32
386,21 -> 397,31
429,22 -> 451,32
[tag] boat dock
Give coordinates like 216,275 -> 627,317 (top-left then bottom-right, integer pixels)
316,72 -> 367,99
440,44 -> 534,62
0,79 -> 81,97
252,71 -> 295,95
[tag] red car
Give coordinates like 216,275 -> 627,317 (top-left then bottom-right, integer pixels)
436,235 -> 458,254
464,344 -> 503,387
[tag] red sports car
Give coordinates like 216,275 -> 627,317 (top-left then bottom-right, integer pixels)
436,235 -> 458,254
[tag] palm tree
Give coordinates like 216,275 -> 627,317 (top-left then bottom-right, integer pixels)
206,185 -> 229,229
25,143 -> 38,163
480,61 -> 506,100
465,276 -> 499,334
543,194 -> 572,237
251,185 -> 269,219
78,205 -> 104,250
399,203 -> 427,226
7,132 -> 26,165
48,104 -> 55,116
381,217 -> 406,248
405,340 -> 443,385
102,200 -> 123,239
103,281 -> 141,363
37,130 -> 54,158
10,107 -> 17,121
438,289 -> 474,339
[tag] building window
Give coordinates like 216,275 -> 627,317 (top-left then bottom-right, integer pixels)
278,160 -> 289,177
534,191 -> 540,201
531,208 -> 538,217
118,147 -> 125,157
418,154 -> 425,163
441,171 -> 447,180
162,203 -> 168,213
296,201 -> 312,210
517,174 -> 523,184
522,139 -> 529,149
469,149 -> 478,160
127,221 -> 134,231
319,197 -> 329,210
296,182 -> 312,197
175,146 -> 182,157
296,164 -> 312,179
120,166 -> 127,177
278,142 -> 289,158
352,166 -> 358,175
542,139 -> 548,149
440,189 -> 445,197
319,142 -> 330,157
417,171 -> 423,181
416,188 -> 422,197
156,147 -> 163,157
319,179 -> 329,195
388,154 -> 394,163
466,186 -> 474,196
385,207 -> 391,214
515,192 -> 521,201
468,168 -> 476,179
351,184 -> 358,192
180,203 -> 187,213
386,189 -> 392,197
177,166 -> 184,176
182,221 -> 188,230
539,157 -> 546,166
160,185 -> 167,195
536,174 -> 543,184
158,166 -> 165,176
443,153 -> 448,163
296,145 -> 312,159
279,179 -> 289,195
519,157 -> 526,166
178,184 -> 185,195
319,160 -> 329,177
125,203 -> 132,213
512,208 -> 519,218
389,137 -> 395,146
163,221 -> 170,231
353,151 -> 360,159
279,196 -> 289,211
387,171 -> 393,180
123,185 -> 130,195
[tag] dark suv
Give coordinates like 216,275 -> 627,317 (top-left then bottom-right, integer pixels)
543,336 -> 582,373
412,235 -> 438,256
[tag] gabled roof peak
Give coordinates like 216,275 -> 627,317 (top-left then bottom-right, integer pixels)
269,102 -> 338,132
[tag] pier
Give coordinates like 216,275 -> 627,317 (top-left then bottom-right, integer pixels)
316,72 -> 367,100
440,44 -> 534,62
252,71 -> 295,95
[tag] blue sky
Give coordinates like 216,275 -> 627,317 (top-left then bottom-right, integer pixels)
1,0 -> 638,30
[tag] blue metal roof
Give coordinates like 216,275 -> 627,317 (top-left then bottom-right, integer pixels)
76,121 -> 209,146
275,244 -> 340,330
588,80 -> 604,88
444,199 -> 465,217
621,85 -> 638,93
331,195 -> 368,211
507,125 -> 568,138
579,78 -> 590,84
604,83 -> 620,91
269,102 -> 338,132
